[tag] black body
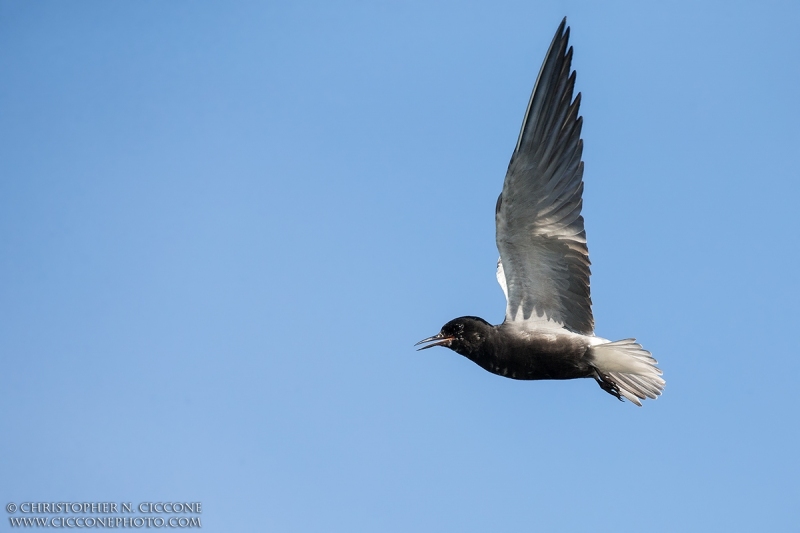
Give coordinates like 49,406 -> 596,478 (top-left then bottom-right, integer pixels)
417,317 -> 595,381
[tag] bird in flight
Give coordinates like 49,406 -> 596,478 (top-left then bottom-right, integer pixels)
416,18 -> 664,406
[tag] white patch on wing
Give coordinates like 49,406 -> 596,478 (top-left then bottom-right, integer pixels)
505,295 -> 567,329
496,258 -> 508,301
510,309 -> 565,328
503,317 -> 569,337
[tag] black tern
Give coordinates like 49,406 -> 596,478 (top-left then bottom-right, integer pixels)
416,18 -> 664,406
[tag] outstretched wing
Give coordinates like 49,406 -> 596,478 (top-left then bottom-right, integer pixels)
495,18 -> 593,334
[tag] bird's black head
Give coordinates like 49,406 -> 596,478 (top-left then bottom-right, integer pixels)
415,316 -> 493,358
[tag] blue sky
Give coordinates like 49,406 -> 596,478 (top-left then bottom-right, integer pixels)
1,1 -> 799,531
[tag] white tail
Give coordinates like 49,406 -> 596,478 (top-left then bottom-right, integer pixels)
590,339 -> 664,406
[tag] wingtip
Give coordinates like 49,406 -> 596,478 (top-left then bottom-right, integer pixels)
552,18 -> 568,45
558,17 -> 569,37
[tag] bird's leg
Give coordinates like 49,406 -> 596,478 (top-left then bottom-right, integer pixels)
594,371 -> 624,402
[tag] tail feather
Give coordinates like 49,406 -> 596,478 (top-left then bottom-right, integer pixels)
590,338 -> 664,406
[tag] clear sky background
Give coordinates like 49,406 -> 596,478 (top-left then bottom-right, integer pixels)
2,1 -> 799,531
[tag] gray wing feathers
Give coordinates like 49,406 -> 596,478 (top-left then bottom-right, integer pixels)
496,18 -> 593,334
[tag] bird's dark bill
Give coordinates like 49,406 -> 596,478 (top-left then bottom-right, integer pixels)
414,333 -> 453,351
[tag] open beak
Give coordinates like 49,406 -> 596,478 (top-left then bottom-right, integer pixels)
414,332 -> 454,351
